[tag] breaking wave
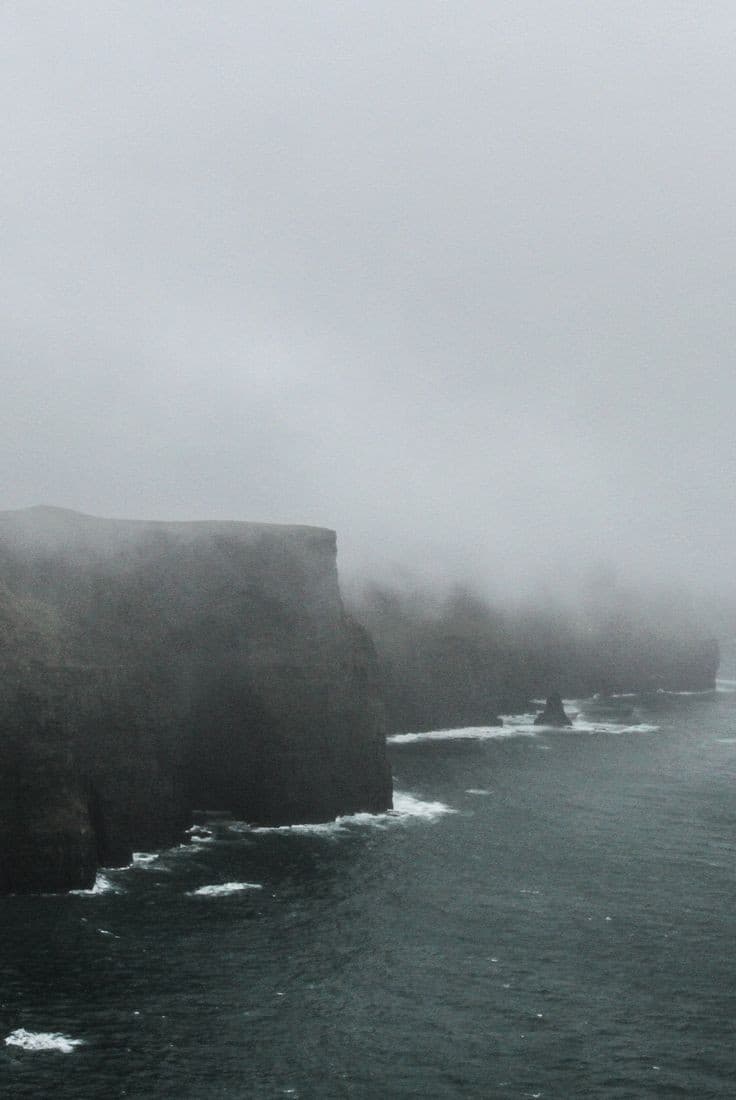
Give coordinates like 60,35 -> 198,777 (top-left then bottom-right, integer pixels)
663,689 -> 714,696
114,852 -> 165,872
568,719 -> 660,734
187,882 -> 263,897
388,714 -> 659,742
69,874 -> 122,896
5,1029 -> 84,1053
388,724 -> 534,745
131,852 -> 159,866
246,791 -> 455,837
392,791 -> 456,819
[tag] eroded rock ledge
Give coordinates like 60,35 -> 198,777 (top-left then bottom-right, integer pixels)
0,507 -> 392,894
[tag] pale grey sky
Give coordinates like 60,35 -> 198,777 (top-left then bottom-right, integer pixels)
2,2 -> 735,594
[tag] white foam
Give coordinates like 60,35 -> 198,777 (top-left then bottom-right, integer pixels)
505,713 -> 659,736
5,1029 -> 84,1053
251,813 -> 382,836
132,852 -> 159,866
108,851 -> 174,876
569,720 -> 660,734
661,688 -> 714,696
115,852 -> 163,872
392,791 -> 456,819
384,695 -> 670,746
388,711 -> 660,742
500,712 -> 543,726
253,817 -> 365,836
187,882 -> 263,897
69,873 -> 122,896
388,724 -> 533,745
251,790 -> 456,836
465,788 -> 491,796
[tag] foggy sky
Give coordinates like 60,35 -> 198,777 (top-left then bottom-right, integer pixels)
3,2 -> 735,596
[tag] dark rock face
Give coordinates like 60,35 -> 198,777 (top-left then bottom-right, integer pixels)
0,507 -> 392,893
350,584 -> 719,734
534,692 -> 573,727
348,588 -> 510,733
0,683 -> 96,894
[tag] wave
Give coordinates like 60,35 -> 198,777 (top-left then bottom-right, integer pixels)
113,852 -> 164,872
526,718 -> 660,734
69,873 -> 122,896
184,826 -> 216,843
390,714 -> 660,742
131,852 -> 159,866
392,791 -> 456,819
5,1029 -> 84,1053
567,719 -> 660,734
388,724 -> 534,745
656,688 -> 715,697
248,790 -> 456,837
187,882 -> 263,897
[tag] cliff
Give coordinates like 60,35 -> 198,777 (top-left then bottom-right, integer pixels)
350,584 -> 719,733
0,507 -> 392,894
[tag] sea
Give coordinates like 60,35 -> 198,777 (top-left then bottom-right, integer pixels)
2,682 -> 736,1098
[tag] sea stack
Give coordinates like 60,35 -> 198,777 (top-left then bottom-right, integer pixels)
533,691 -> 573,727
0,506 -> 393,894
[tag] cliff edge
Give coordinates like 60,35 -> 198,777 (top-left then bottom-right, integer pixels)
0,507 -> 392,893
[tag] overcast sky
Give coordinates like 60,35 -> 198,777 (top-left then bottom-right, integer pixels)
2,2 -> 735,594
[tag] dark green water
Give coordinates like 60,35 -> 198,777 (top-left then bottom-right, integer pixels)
2,691 -> 736,1098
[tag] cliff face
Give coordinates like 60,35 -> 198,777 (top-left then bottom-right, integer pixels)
351,585 -> 720,734
0,507 -> 392,893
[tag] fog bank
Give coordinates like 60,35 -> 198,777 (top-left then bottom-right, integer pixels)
3,3 -> 734,608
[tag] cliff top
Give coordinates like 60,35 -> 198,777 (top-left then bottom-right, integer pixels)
0,506 -> 337,557
0,506 -> 345,667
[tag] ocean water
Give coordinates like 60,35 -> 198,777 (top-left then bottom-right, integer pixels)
2,690 -> 736,1098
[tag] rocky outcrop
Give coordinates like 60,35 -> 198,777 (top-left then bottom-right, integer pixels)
0,507 -> 392,893
533,692 -> 573,727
